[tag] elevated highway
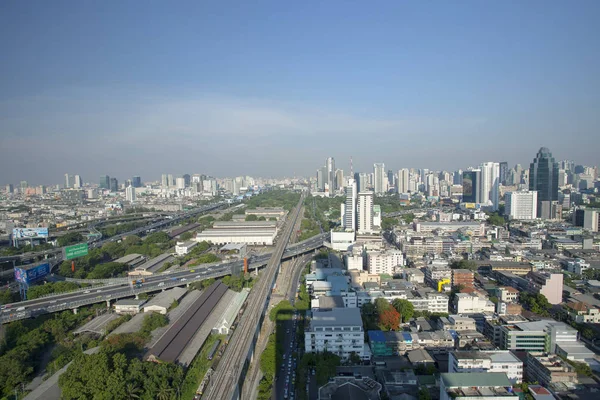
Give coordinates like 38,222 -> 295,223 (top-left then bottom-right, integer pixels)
0,232 -> 328,324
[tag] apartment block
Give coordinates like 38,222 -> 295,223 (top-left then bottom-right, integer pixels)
564,301 -> 600,323
526,271 -> 563,305
367,250 -> 404,275
448,350 -> 523,383
452,269 -> 475,289
497,286 -> 519,302
304,308 -> 366,360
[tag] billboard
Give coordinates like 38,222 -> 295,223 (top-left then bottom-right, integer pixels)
12,227 -> 49,239
65,243 -> 89,260
14,263 -> 50,284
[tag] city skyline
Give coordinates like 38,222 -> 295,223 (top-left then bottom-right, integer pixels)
1,2 -> 599,183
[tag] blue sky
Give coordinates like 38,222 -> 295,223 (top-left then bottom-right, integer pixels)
1,1 -> 599,184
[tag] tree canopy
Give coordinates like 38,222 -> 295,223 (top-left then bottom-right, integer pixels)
520,292 -> 551,316
392,299 -> 415,323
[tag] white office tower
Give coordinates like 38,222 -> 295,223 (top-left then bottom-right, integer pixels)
192,174 -> 201,183
167,174 -> 175,187
480,162 -> 500,210
397,169 -> 409,194
373,163 -> 386,194
505,191 -> 537,220
64,173 -> 74,188
357,173 -> 369,192
74,175 -> 83,188
357,191 -> 374,234
341,179 -> 357,231
176,177 -> 185,190
326,157 -> 336,191
558,169 -> 567,187
161,174 -> 169,188
125,185 -> 136,202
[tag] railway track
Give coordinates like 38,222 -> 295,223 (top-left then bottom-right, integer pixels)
204,192 -> 305,400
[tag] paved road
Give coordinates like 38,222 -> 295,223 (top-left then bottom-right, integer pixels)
274,255 -> 309,400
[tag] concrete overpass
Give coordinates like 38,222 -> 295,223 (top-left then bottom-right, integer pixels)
0,231 -> 328,324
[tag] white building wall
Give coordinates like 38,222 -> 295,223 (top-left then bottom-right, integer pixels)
357,191 -> 374,234
505,191 -> 537,220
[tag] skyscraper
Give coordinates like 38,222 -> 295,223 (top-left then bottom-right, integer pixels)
99,175 -> 110,189
387,170 -> 395,189
462,170 -> 481,203
6,184 -> 14,194
356,172 -> 369,192
397,169 -> 410,194
499,162 -> 508,185
132,176 -> 142,188
316,168 -> 325,191
161,174 -> 169,188
341,178 -> 357,231
373,163 -> 386,194
109,177 -> 118,192
335,169 -> 344,190
74,175 -> 83,188
126,185 -> 136,202
529,147 -> 559,219
326,157 -> 336,191
357,191 -> 374,234
64,173 -> 74,189
480,162 -> 500,210
167,174 -> 174,187
183,174 -> 191,188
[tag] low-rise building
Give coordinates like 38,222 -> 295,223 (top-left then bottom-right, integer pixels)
452,269 -> 475,289
492,320 -> 578,353
438,315 -> 477,332
175,240 -> 198,256
563,301 -> 600,323
448,350 -> 523,383
330,230 -> 355,251
565,259 -> 590,275
497,286 -> 519,303
305,308 -> 366,360
454,293 -> 495,314
402,268 -> 425,283
114,299 -> 147,315
142,287 -> 187,314
525,353 -> 578,387
439,372 -> 517,400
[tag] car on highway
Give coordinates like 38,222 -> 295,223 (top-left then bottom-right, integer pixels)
158,282 -> 165,287
96,289 -> 102,293
84,290 -> 90,294
16,306 -> 25,312
180,278 -> 187,281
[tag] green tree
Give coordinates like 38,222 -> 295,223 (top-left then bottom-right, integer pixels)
245,214 -> 258,221
392,299 -> 414,323
487,212 -> 505,226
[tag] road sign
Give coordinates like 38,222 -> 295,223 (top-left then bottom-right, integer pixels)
64,243 -> 89,260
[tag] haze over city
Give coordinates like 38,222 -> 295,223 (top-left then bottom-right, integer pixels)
1,1 -> 600,184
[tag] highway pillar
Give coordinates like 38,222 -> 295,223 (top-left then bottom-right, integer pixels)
106,300 -> 111,308
72,308 -> 78,315
135,294 -> 139,300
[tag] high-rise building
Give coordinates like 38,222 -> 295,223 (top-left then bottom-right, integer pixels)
99,175 -> 110,189
505,191 -> 538,220
397,169 -> 409,194
176,177 -> 185,189
132,176 -> 142,188
356,172 -> 369,192
20,181 -> 28,192
109,177 -> 118,192
74,175 -> 83,188
480,162 -> 500,210
317,167 -> 326,191
453,169 -> 463,185
461,170 -> 481,203
335,169 -> 344,190
357,191 -> 374,234
529,147 -> 559,219
326,157 -> 336,191
183,174 -> 191,188
557,169 -> 567,187
125,186 -> 136,202
373,163 -> 386,194
341,178 -> 357,231
499,162 -> 509,185
167,174 -> 174,187
64,173 -> 74,188
6,184 -> 13,194
387,169 -> 395,189
161,174 -> 169,188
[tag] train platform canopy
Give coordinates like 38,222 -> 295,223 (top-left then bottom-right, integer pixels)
219,243 -> 247,253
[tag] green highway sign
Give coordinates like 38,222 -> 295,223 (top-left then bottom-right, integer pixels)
64,243 -> 89,260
